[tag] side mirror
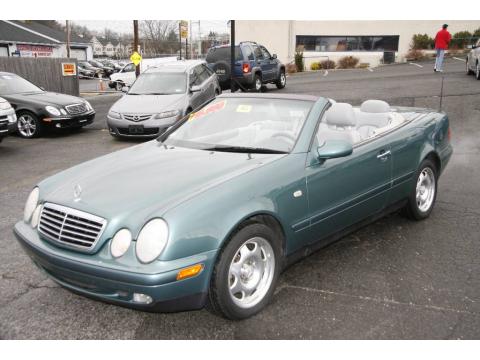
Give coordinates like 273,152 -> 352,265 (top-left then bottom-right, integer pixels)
121,86 -> 129,93
317,140 -> 353,160
272,54 -> 277,59
190,85 -> 201,93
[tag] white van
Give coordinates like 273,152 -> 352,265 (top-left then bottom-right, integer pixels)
109,57 -> 178,91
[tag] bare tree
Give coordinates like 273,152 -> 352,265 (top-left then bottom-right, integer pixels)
140,20 -> 179,56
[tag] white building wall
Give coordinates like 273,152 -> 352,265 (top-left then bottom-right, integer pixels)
236,20 -> 480,67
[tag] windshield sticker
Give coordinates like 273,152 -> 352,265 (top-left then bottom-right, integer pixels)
190,100 -> 226,121
236,105 -> 252,113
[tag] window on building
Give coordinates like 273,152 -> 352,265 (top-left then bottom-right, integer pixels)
296,35 -> 399,52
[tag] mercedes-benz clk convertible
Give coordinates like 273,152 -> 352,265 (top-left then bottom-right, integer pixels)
14,93 -> 452,319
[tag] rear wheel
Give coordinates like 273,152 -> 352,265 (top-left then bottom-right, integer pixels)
466,60 -> 474,75
17,111 -> 43,138
252,74 -> 263,92
208,222 -> 281,319
275,70 -> 286,89
404,158 -> 437,220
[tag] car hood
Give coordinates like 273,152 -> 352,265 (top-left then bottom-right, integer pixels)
39,140 -> 283,225
111,93 -> 187,114
4,91 -> 85,107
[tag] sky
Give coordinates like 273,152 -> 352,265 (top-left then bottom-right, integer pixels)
74,20 -> 230,38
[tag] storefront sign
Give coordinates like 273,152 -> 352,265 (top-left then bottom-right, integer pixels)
16,44 -> 54,57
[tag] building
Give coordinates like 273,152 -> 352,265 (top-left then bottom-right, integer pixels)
0,20 -> 93,60
91,36 -> 131,59
235,20 -> 480,68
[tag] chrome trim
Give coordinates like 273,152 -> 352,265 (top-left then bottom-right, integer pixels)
38,202 -> 107,252
65,103 -> 88,115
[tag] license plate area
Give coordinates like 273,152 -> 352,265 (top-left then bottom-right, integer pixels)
129,125 -> 144,134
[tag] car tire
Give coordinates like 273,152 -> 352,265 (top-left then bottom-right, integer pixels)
476,62 -> 480,80
252,74 -> 263,92
16,111 -> 43,139
115,81 -> 124,92
404,158 -> 438,221
208,221 -> 282,320
466,60 -> 474,75
275,69 -> 286,89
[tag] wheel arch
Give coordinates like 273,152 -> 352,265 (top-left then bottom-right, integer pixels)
219,211 -> 287,260
424,151 -> 442,173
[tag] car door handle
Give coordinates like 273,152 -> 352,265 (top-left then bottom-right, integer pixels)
377,150 -> 391,161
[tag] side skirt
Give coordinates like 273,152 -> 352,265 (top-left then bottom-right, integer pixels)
283,199 -> 408,270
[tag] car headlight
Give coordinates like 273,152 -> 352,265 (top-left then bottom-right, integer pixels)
84,100 -> 93,111
108,110 -> 121,119
136,218 -> 168,263
0,102 -> 11,110
111,229 -> 132,258
154,110 -> 180,120
45,106 -> 61,116
24,187 -> 39,223
30,205 -> 42,228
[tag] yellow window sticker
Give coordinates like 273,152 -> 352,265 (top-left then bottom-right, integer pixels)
236,105 -> 252,113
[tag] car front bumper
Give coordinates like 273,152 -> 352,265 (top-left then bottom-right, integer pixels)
13,221 -> 216,312
0,118 -> 17,139
107,115 -> 177,138
43,111 -> 96,129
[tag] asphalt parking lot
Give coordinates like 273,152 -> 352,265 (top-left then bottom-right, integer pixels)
0,58 -> 479,339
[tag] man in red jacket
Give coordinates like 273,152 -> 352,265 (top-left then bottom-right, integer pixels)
434,24 -> 451,72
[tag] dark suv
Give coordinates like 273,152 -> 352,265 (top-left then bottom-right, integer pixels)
206,41 -> 286,92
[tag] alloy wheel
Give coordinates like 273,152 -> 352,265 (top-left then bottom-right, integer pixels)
228,237 -> 275,309
416,167 -> 436,212
17,114 -> 37,138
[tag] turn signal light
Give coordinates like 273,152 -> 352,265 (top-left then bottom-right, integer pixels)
176,263 -> 204,281
242,63 -> 250,73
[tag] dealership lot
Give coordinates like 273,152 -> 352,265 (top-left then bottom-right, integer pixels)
0,58 -> 479,339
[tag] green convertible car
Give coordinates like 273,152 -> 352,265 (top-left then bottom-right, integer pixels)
14,93 -> 452,319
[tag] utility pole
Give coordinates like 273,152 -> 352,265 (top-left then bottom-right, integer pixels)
230,20 -> 235,92
189,20 -> 192,59
179,21 -> 182,60
65,20 -> 71,58
133,20 -> 140,78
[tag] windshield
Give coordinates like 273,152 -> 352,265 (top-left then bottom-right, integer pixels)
129,72 -> 187,95
164,98 -> 313,153
0,74 -> 43,95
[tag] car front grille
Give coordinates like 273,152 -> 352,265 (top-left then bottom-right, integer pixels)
38,203 -> 106,250
65,103 -> 88,115
123,114 -> 152,122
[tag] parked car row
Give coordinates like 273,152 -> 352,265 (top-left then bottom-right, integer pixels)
0,72 -> 95,139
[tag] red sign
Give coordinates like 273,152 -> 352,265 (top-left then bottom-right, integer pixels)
16,44 -> 53,57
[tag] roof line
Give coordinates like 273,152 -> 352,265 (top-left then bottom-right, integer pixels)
3,20 -> 61,44
0,40 -> 58,46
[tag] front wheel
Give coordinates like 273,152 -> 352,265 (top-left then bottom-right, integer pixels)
404,159 -> 437,220
276,70 -> 286,89
115,81 -> 124,92
208,222 -> 281,319
17,111 -> 43,138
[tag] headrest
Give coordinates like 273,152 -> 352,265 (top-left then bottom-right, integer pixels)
326,103 -> 356,127
360,100 -> 390,113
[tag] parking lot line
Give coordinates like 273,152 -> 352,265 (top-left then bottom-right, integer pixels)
453,57 -> 466,62
367,68 -> 374,72
409,62 -> 424,68
323,70 -> 329,77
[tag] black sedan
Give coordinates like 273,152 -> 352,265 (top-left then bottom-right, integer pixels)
0,72 -> 95,138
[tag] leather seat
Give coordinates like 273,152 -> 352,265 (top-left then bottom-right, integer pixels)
356,100 -> 392,140
317,103 -> 360,145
